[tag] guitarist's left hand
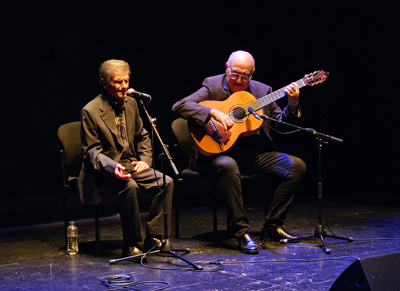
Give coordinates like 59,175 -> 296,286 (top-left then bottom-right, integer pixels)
285,82 -> 300,112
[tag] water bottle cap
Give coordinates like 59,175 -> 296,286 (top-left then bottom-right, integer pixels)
69,221 -> 75,225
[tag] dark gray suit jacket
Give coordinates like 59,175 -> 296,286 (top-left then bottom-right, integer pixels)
78,93 -> 152,204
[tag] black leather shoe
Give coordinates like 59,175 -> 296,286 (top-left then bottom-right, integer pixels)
143,236 -> 163,253
260,227 -> 298,242
238,233 -> 259,254
121,246 -> 147,263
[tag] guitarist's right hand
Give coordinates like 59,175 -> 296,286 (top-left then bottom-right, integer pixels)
209,109 -> 234,132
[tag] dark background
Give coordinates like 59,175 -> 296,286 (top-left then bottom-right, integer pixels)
2,2 -> 398,227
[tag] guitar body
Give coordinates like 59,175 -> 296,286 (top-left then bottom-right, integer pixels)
187,70 -> 328,157
188,91 -> 263,156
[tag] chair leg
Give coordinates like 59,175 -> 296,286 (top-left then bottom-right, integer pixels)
175,182 -> 180,239
212,193 -> 218,244
94,205 -> 100,256
63,190 -> 69,249
175,201 -> 180,239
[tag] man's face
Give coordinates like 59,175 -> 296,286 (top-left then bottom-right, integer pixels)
103,70 -> 130,102
225,60 -> 254,93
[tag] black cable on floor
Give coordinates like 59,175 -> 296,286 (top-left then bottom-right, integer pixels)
99,273 -> 170,290
190,260 -> 224,272
139,255 -> 224,272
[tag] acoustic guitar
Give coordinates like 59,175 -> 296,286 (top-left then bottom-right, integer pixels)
188,70 -> 328,156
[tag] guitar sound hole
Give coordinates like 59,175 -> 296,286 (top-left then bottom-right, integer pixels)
230,106 -> 247,123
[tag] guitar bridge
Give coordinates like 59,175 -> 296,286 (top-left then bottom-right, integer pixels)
209,120 -> 222,139
203,119 -> 231,147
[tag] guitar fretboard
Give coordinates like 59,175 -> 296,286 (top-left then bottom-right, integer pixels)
243,78 -> 306,113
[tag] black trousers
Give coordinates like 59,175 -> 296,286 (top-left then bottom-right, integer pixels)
106,167 -> 174,247
196,135 -> 306,238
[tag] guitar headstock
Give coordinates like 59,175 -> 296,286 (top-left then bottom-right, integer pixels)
303,70 -> 329,87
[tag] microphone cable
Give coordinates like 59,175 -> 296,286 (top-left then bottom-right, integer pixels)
99,273 -> 170,290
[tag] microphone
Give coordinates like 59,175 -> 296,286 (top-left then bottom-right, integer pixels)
127,88 -> 152,100
248,107 -> 262,120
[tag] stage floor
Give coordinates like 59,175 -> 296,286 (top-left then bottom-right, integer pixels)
1,198 -> 399,291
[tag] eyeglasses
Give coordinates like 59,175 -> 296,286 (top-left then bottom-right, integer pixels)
227,68 -> 252,82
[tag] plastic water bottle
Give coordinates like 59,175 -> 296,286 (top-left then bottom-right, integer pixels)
67,221 -> 78,255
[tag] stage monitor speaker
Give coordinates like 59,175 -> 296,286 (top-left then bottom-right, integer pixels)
330,252 -> 400,291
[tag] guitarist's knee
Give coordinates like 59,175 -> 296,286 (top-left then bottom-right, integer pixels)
213,155 -> 239,174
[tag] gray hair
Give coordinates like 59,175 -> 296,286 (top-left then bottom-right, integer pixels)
99,59 -> 131,85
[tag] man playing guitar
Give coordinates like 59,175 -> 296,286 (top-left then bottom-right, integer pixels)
172,50 -> 307,254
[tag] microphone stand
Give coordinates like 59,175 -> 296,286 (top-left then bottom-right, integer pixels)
110,99 -> 203,270
254,112 -> 353,254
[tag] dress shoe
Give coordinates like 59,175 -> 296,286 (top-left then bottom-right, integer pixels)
238,233 -> 259,254
260,227 -> 298,242
121,246 -> 147,263
143,236 -> 163,253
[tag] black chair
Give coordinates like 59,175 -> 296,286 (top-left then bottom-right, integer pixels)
57,121 -> 102,255
171,118 -> 261,243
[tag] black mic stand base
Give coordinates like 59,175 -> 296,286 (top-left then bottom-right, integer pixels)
109,238 -> 203,270
280,225 -> 353,254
